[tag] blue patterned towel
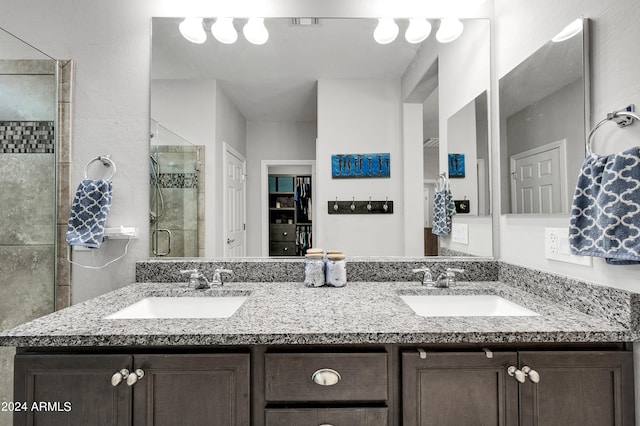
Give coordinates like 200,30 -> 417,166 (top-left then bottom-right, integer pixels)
432,189 -> 456,236
66,179 -> 113,248
569,147 -> 640,264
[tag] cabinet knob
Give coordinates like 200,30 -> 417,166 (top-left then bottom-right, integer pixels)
522,366 -> 540,383
311,368 -> 341,386
282,232 -> 288,236
507,366 -> 526,383
319,424 -> 335,426
111,369 -> 129,387
126,369 -> 145,386
284,247 -> 288,251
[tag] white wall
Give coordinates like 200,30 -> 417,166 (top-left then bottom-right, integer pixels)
495,0 -> 640,291
245,121 -> 316,256
317,78 -> 403,255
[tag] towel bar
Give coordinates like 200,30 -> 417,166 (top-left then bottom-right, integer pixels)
586,109 -> 640,156
83,155 -> 117,181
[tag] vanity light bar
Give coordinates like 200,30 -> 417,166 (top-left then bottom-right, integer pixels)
179,17 -> 270,45
373,18 -> 463,45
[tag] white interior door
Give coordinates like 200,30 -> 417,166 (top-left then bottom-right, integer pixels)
223,144 -> 246,257
510,140 -> 567,214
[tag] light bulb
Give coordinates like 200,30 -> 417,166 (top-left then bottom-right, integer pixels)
373,18 -> 399,45
243,18 -> 269,45
178,17 -> 206,44
436,18 -> 464,43
552,19 -> 583,42
211,17 -> 238,44
405,18 -> 432,44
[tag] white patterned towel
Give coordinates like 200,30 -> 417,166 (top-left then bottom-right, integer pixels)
66,179 -> 113,248
432,189 -> 456,236
569,147 -> 640,264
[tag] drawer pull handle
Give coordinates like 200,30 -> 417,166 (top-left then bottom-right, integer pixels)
312,368 -> 341,386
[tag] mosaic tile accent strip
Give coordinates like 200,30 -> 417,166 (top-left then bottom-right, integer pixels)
0,121 -> 54,153
157,172 -> 198,188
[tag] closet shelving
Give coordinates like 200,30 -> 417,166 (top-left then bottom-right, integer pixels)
268,174 -> 312,256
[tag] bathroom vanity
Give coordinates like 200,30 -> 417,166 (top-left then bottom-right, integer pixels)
2,259 -> 637,426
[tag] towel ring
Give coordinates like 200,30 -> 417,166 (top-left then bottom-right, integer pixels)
435,173 -> 449,191
83,155 -> 117,181
586,111 -> 640,156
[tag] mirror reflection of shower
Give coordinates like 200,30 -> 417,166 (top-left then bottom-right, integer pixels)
149,119 -> 204,257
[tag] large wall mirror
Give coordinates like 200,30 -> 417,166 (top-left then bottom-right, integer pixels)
150,17 -> 491,258
499,18 -> 589,215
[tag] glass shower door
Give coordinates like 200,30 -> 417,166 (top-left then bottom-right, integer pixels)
150,120 -> 203,257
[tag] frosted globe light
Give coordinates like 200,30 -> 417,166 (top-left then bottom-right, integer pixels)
436,18 -> 464,43
243,18 -> 269,45
552,19 -> 583,42
405,18 -> 432,44
211,18 -> 238,44
373,18 -> 399,44
178,17 -> 206,44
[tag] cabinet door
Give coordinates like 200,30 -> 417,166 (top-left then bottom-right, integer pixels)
133,353 -> 250,426
402,351 -> 519,426
13,354 -> 132,426
519,351 -> 634,426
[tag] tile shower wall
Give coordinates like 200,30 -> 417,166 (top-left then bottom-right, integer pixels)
150,145 -> 203,257
0,61 -> 56,424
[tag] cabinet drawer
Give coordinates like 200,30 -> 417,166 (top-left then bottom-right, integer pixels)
265,407 -> 388,426
270,224 -> 296,241
269,241 -> 296,256
264,352 -> 388,402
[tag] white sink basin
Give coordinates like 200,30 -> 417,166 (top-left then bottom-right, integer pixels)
400,295 -> 540,317
104,296 -> 248,319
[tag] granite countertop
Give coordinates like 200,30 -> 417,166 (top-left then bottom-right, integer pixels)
0,280 -> 634,347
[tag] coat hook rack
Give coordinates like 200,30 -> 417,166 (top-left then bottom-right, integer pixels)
328,197 -> 394,214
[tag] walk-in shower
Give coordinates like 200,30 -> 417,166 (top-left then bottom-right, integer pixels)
149,120 -> 204,257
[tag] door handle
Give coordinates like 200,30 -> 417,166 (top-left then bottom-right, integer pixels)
152,229 -> 171,256
227,238 -> 235,244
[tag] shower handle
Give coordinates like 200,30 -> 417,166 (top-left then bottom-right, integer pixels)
152,229 -> 172,256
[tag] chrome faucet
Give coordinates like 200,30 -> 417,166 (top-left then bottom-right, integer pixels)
180,269 -> 210,290
211,268 -> 234,287
435,268 -> 465,288
412,266 -> 436,286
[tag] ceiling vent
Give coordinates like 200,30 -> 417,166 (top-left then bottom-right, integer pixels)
290,18 -> 321,27
423,138 -> 440,148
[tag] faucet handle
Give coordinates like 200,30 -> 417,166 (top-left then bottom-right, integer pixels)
179,269 -> 198,275
211,268 -> 234,287
446,268 -> 465,275
412,266 -> 435,286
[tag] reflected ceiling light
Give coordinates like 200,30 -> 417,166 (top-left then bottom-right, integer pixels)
211,17 -> 238,44
373,18 -> 399,44
243,18 -> 269,45
405,18 -> 432,44
436,18 -> 464,43
178,17 -> 206,44
552,18 -> 583,42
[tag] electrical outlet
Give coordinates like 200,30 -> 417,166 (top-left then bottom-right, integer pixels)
544,227 -> 592,266
451,223 -> 469,245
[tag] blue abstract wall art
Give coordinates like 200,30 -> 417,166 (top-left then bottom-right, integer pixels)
448,153 -> 465,178
331,152 -> 390,178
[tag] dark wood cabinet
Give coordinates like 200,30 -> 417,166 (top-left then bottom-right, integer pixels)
402,351 -> 519,426
133,354 -> 250,426
518,351 -> 635,426
402,350 -> 635,426
14,353 -> 250,426
13,354 -> 132,426
265,407 -> 388,425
